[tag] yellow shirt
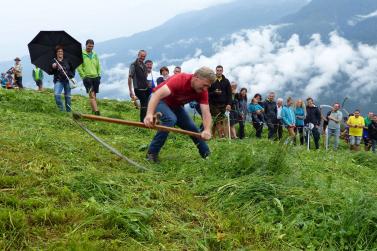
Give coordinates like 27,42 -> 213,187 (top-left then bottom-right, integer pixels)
347,116 -> 365,136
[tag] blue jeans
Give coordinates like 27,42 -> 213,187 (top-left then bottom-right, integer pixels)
327,128 -> 340,149
148,101 -> 210,157
54,81 -> 71,112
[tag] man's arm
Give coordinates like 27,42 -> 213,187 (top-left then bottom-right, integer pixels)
97,55 -> 101,77
316,108 -> 322,126
226,80 -> 232,111
144,85 -> 171,127
77,63 -> 85,79
200,104 -> 212,140
360,118 -> 365,128
281,108 -> 289,126
347,117 -> 354,127
128,76 -> 134,98
128,64 -> 135,98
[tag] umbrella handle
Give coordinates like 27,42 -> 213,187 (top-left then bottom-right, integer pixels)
54,58 -> 75,86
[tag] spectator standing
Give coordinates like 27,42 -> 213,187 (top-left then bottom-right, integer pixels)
128,50 -> 149,122
347,110 -> 365,152
13,57 -> 23,89
305,97 -> 321,149
77,39 -> 101,115
249,97 -> 264,138
208,65 -> 232,138
32,66 -> 44,91
263,92 -> 277,140
327,103 -> 343,150
368,114 -> 377,153
173,66 -> 181,75
281,97 -> 296,142
294,99 -> 306,145
237,88 -> 248,139
157,66 -> 170,86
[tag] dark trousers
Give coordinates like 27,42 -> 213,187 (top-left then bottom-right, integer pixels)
295,126 -> 304,145
267,120 -> 275,139
268,119 -> 282,140
192,102 -> 204,132
148,101 -> 209,157
35,80 -> 43,87
372,139 -> 376,153
15,76 -> 23,89
134,89 -> 151,122
306,126 -> 321,149
239,120 -> 245,139
276,119 -> 283,140
253,122 -> 263,138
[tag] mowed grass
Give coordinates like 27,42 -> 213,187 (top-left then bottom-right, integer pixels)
1,88 -> 377,250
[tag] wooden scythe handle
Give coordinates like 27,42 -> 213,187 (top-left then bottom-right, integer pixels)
73,113 -> 203,139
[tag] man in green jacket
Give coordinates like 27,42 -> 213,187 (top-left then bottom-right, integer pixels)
32,65 -> 44,91
77,39 -> 101,115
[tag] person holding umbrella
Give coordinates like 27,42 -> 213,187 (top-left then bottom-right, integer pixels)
28,30 -> 84,111
51,45 -> 75,112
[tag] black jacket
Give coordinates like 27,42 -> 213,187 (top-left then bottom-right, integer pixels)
130,59 -> 148,90
369,121 -> 377,140
263,99 -> 277,122
156,76 -> 165,86
208,75 -> 232,106
51,58 -> 75,83
305,106 -> 321,126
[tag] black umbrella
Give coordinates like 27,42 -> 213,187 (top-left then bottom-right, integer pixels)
28,31 -> 83,75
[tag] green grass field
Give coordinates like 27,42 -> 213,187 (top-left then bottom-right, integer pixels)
1,88 -> 377,250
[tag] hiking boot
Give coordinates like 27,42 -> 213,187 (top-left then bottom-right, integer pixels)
94,111 -> 100,116
146,153 -> 160,163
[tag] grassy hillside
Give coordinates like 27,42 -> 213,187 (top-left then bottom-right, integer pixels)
1,88 -> 377,250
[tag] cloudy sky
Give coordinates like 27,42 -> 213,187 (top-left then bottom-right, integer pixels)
96,25 -> 377,112
0,0 -> 232,61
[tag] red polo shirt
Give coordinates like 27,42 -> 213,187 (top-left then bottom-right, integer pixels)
153,73 -> 208,108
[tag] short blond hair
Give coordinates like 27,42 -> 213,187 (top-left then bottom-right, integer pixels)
194,67 -> 216,83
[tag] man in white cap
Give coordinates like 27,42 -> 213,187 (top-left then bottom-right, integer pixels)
13,57 -> 23,89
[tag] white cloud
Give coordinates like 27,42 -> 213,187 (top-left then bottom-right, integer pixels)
178,26 -> 377,104
99,63 -> 163,99
348,9 -> 377,26
98,26 -> 377,112
100,53 -> 116,60
99,63 -> 130,99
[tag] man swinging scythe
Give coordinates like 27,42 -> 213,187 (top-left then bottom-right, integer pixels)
74,67 -> 215,164
144,67 -> 216,163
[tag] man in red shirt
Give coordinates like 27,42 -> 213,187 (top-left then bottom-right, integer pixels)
144,67 -> 216,163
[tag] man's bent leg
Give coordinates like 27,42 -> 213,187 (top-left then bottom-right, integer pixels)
175,107 -> 210,158
148,101 -> 177,155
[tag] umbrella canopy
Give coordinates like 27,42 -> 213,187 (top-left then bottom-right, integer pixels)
28,31 -> 83,75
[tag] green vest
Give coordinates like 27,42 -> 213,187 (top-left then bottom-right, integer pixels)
35,68 -> 41,81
